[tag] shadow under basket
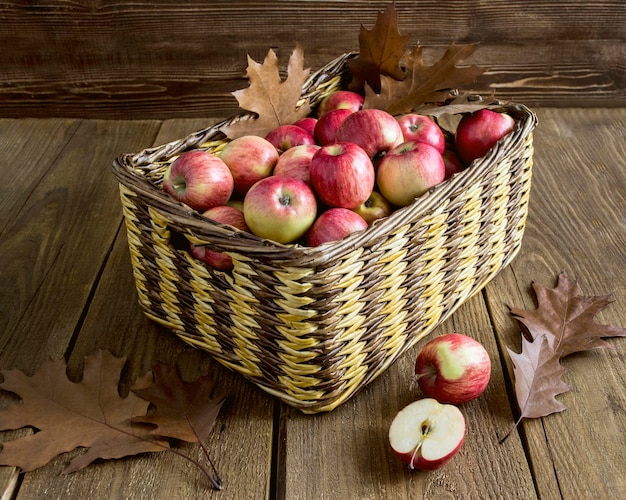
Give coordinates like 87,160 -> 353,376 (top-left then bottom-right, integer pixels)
112,52 -> 538,413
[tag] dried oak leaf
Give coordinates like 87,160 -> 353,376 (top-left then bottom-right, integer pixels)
348,3 -> 409,92
501,273 -> 626,442
363,43 -> 488,116
221,44 -> 312,140
506,336 -> 570,423
510,272 -> 626,357
0,350 -> 166,473
132,363 -> 225,444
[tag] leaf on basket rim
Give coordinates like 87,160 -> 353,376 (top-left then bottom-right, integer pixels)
362,43 -> 488,115
348,2 -> 409,93
220,44 -> 312,140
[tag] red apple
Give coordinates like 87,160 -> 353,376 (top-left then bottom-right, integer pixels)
293,117 -> 318,136
219,135 -> 279,196
163,150 -> 234,212
306,208 -> 368,247
389,398 -> 465,471
396,114 -> 446,153
415,333 -> 491,404
190,205 -> 250,271
313,108 -> 353,145
376,141 -> 445,206
442,149 -> 466,180
243,176 -> 317,244
265,124 -> 315,153
352,191 -> 393,225
455,109 -> 516,163
317,90 -> 364,116
335,108 -> 404,159
273,144 -> 320,185
309,142 -> 375,209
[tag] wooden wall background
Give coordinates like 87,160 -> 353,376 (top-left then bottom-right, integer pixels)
0,0 -> 624,119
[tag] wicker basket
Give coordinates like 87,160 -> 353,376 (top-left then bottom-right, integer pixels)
112,52 -> 537,413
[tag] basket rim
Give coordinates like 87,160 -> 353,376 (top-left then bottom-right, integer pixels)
111,53 -> 538,267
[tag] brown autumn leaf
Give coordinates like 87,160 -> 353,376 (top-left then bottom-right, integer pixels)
362,43 -> 488,115
348,3 -> 409,93
510,272 -> 626,357
501,273 -> 626,442
0,350 -> 166,473
413,90 -> 499,119
220,44 -> 312,140
505,336 -> 570,432
132,363 -> 225,444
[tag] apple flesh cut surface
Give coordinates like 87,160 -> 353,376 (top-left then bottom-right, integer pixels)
415,333 -> 491,404
389,398 -> 465,471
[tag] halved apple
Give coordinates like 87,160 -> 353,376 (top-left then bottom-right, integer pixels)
389,398 -> 465,470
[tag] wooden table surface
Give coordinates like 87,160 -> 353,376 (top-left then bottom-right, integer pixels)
0,108 -> 624,499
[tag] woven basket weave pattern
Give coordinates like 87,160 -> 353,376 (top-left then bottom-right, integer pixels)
113,52 -> 537,413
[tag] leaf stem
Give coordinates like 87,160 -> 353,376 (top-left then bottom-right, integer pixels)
498,415 -> 523,444
164,445 -> 222,490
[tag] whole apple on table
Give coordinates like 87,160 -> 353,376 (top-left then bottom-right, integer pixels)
160,90 -> 517,260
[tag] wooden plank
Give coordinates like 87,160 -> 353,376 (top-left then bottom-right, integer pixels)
279,294 -> 537,499
0,119 -> 161,370
0,118 -> 80,233
11,119 -> 275,499
0,118 -> 162,498
0,1 -> 624,118
486,108 -> 626,499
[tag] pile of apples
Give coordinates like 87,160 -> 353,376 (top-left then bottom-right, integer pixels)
162,89 -> 516,270
389,333 -> 491,470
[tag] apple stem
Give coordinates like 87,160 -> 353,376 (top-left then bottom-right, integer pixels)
408,440 -> 423,470
498,416 -> 523,444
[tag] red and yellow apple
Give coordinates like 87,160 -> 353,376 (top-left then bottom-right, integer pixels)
455,109 -> 516,163
376,141 -> 445,206
265,124 -> 315,153
415,333 -> 491,404
163,150 -> 234,212
352,191 -> 393,225
335,109 -> 404,159
273,144 -> 320,185
313,108 -> 353,145
309,142 -> 375,209
317,90 -> 364,116
397,113 -> 445,153
219,135 -> 279,196
243,176 -> 317,244
306,208 -> 368,247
